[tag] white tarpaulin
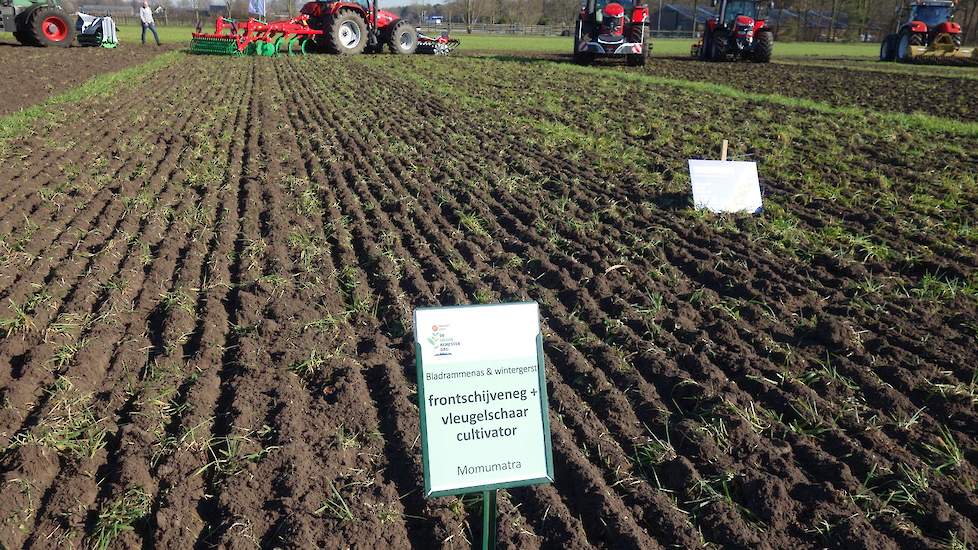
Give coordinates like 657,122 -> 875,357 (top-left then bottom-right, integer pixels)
76,12 -> 118,45
688,159 -> 763,214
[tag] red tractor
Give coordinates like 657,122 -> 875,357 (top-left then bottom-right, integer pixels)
300,0 -> 417,54
573,0 -> 651,66
880,1 -> 976,63
692,0 -> 774,62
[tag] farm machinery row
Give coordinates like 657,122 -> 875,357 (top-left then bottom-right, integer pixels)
191,0 -> 459,57
572,0 -> 774,66
190,15 -> 322,56
880,0 -> 976,63
573,0 -> 651,66
691,0 -> 774,63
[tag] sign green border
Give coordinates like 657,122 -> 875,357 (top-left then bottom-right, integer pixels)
414,302 -> 555,498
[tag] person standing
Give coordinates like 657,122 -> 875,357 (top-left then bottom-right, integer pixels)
140,0 -> 161,46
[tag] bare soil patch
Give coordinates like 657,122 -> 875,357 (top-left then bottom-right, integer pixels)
0,40 -> 179,116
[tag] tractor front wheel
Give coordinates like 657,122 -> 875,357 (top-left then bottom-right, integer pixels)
625,25 -> 648,66
573,51 -> 593,65
752,30 -> 773,63
28,7 -> 74,47
386,20 -> 417,54
14,7 -> 38,45
879,34 -> 897,61
710,32 -> 729,61
698,32 -> 711,60
896,31 -> 912,62
326,10 -> 367,55
13,29 -> 35,46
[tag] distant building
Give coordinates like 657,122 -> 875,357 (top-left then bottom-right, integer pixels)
652,4 -> 800,32
78,4 -> 134,16
651,5 -> 864,40
208,3 -> 228,16
652,4 -> 713,31
424,15 -> 443,25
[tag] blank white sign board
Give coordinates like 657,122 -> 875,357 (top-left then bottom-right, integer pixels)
688,160 -> 762,214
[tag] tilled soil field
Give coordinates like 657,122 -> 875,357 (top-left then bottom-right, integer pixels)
645,57 -> 978,122
643,57 -> 978,122
0,52 -> 976,549
489,52 -> 978,122
0,42 -> 178,116
639,56 -> 978,122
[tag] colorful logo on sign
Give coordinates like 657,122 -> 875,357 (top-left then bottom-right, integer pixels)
427,324 -> 460,357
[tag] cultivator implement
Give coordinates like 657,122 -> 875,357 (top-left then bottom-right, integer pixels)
190,15 -> 323,56
880,1 -> 977,65
906,33 -> 977,63
415,30 -> 459,55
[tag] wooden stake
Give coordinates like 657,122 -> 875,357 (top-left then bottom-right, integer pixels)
721,140 -> 728,162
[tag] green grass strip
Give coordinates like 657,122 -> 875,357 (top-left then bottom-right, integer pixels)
525,58 -> 978,138
115,24 -> 195,45
0,50 -> 181,144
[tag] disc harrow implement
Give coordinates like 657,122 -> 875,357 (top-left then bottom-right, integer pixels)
415,30 -> 460,55
190,15 -> 323,56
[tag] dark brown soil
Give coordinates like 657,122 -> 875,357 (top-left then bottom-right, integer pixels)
473,51 -> 978,122
642,57 -> 978,122
0,52 -> 975,549
0,40 -> 178,116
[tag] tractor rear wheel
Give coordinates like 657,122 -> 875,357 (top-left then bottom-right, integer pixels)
386,19 -> 417,54
752,30 -> 773,63
28,7 -> 74,47
326,9 -> 367,55
952,33 -> 962,48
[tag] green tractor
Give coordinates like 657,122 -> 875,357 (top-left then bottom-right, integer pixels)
1,0 -> 75,47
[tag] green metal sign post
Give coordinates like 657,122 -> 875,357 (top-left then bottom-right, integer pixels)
482,489 -> 497,549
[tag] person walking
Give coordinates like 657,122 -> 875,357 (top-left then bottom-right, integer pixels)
140,0 -> 161,46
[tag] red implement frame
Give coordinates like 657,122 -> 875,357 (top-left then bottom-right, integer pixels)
416,30 -> 460,55
191,14 -> 323,55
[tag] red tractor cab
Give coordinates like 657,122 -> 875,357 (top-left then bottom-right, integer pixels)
574,0 -> 650,66
300,0 -> 416,54
880,1 -> 975,63
693,0 -> 774,62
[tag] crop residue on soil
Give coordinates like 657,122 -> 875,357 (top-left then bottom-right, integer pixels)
0,52 -> 976,549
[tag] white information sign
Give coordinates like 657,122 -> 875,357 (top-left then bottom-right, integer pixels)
688,159 -> 763,214
414,302 -> 554,498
